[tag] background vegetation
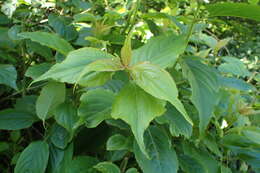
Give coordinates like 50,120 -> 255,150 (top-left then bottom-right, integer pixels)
0,0 -> 259,173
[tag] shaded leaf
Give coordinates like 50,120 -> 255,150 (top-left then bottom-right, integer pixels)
0,109 -> 37,130
94,162 -> 120,173
36,82 -> 66,121
134,126 -> 179,173
0,64 -> 17,90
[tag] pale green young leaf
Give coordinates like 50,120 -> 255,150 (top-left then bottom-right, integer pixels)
131,34 -> 186,68
34,48 -> 115,84
0,109 -> 38,130
111,83 -> 166,157
0,64 -> 17,90
134,126 -> 179,173
14,141 -> 49,173
94,162 -> 120,173
19,32 -> 74,55
121,33 -> 132,66
36,82 -> 66,121
78,88 -> 115,128
130,62 -> 193,125
182,57 -> 219,134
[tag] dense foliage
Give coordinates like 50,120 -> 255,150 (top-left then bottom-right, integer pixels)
0,0 -> 259,173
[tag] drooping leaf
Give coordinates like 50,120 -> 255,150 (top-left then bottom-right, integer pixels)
36,82 -> 66,121
134,126 -> 179,173
78,88 -> 115,128
111,83 -> 165,156
54,103 -> 78,134
206,2 -> 260,22
19,32 -> 74,55
14,141 -> 49,173
26,40 -> 53,61
0,109 -> 38,130
157,104 -> 192,138
131,34 -> 186,68
0,64 -> 17,90
94,162 -> 120,173
182,57 -> 219,134
130,62 -> 192,125
34,48 -> 115,84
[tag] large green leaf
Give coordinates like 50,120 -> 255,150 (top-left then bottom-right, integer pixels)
19,32 -> 74,55
14,141 -> 49,173
182,57 -> 219,134
54,103 -> 78,134
34,48 -> 115,84
0,64 -> 17,90
131,34 -> 186,68
157,104 -> 192,138
36,82 -> 66,121
94,162 -> 120,173
78,88 -> 115,128
130,62 -> 192,125
25,63 -> 52,80
0,109 -> 37,130
50,124 -> 70,149
111,83 -> 165,156
134,126 -> 179,173
206,2 -> 260,22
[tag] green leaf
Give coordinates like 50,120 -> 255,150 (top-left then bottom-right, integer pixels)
34,48 -> 115,84
111,83 -> 165,156
68,156 -> 99,173
131,34 -> 186,68
48,14 -> 78,41
0,142 -> 9,152
130,62 -> 192,125
134,126 -> 179,173
50,124 -> 70,149
26,40 -> 53,61
19,32 -> 74,55
219,76 -> 256,91
182,142 -> 219,173
178,154 -> 206,173
0,109 -> 37,130
157,104 -> 192,138
182,57 -> 219,134
25,63 -> 52,80
218,56 -> 251,77
0,64 -> 17,90
106,134 -> 132,151
94,162 -> 120,173
36,82 -> 66,121
14,141 -> 49,173
78,88 -> 115,128
126,168 -> 139,173
73,12 -> 96,22
54,103 -> 78,134
206,2 -> 260,22
249,0 -> 259,5
78,72 -> 113,87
